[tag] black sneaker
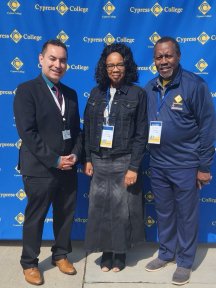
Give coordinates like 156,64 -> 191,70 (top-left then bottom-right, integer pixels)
172,267 -> 191,285
145,257 -> 174,272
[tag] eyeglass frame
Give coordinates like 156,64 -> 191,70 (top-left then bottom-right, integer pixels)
106,62 -> 125,71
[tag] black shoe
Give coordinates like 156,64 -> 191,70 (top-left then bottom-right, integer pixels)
112,253 -> 126,272
100,252 -> 113,272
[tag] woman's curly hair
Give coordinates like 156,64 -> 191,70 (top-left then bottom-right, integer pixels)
95,43 -> 138,90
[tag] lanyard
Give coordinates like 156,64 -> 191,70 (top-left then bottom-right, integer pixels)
104,88 -> 111,125
157,91 -> 169,117
106,88 -> 111,112
49,86 -> 65,116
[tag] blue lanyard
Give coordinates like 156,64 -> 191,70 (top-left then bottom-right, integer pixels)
104,88 -> 111,125
106,88 -> 111,114
157,91 -> 169,117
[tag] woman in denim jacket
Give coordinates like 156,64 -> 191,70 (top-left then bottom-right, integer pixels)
83,43 -> 148,272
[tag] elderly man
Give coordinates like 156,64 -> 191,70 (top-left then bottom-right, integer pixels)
145,36 -> 216,285
14,39 -> 82,285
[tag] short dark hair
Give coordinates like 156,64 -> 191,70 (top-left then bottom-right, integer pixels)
154,36 -> 181,57
41,39 -> 68,58
95,43 -> 138,90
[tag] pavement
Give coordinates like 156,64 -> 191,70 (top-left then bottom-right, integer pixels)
0,241 -> 216,288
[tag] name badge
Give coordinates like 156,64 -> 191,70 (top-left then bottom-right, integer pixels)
148,121 -> 162,144
62,130 -> 71,140
100,125 -> 114,148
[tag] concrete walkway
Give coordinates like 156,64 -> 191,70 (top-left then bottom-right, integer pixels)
0,241 -> 215,288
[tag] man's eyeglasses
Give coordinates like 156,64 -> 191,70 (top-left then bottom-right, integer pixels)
106,63 -> 125,71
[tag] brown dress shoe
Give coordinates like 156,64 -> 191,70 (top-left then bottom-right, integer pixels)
52,258 -> 77,275
23,267 -> 43,285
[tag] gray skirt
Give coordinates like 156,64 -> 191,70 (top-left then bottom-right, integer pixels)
85,153 -> 144,253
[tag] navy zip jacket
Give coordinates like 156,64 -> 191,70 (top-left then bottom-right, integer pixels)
145,65 -> 216,172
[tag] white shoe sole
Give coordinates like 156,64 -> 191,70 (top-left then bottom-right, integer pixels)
172,278 -> 190,286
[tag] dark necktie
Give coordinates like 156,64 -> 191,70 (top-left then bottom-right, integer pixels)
52,85 -> 63,107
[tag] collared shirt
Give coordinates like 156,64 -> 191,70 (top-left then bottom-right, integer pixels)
42,73 -> 65,115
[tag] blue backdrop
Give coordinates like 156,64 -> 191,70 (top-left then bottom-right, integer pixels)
0,0 -> 216,242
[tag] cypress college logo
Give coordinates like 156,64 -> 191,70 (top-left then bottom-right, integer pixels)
198,1 -> 211,17
10,29 -> 22,43
149,32 -> 161,45
8,0 -> 20,11
11,57 -> 24,72
14,212 -> 24,225
145,216 -> 155,227
176,32 -> 216,45
0,139 -> 21,148
197,32 -> 210,45
56,1 -> 68,15
151,3 -> 163,17
57,31 -> 69,44
15,139 -> 22,149
130,2 -> 183,16
8,29 -> 42,43
103,1 -> 116,18
83,33 -> 135,45
35,1 -> 88,15
195,59 -> 208,74
145,191 -> 154,202
103,1 -> 115,15
0,89 -> 16,96
104,33 -> 115,45
137,62 -> 157,73
149,63 -> 157,74
14,165 -> 21,176
16,189 -> 26,201
7,0 -> 21,14
0,30 -> 42,43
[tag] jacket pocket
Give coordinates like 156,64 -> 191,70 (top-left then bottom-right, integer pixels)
87,99 -> 96,117
116,100 -> 137,148
120,100 -> 137,118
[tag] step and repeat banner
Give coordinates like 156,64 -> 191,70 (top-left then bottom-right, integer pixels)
0,0 -> 216,242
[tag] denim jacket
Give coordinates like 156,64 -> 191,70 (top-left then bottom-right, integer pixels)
83,84 -> 148,172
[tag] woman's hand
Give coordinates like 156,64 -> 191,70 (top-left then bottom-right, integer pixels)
84,162 -> 94,176
124,170 -> 137,187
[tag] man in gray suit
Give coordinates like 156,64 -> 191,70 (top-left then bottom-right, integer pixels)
14,39 -> 82,285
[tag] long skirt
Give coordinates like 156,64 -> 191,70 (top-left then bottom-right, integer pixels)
85,153 -> 144,253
